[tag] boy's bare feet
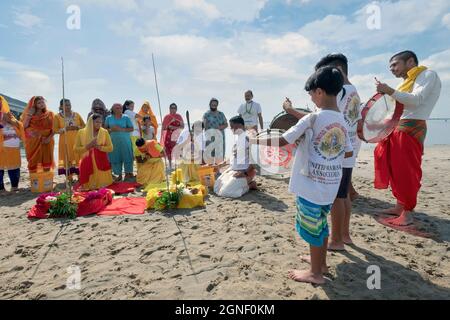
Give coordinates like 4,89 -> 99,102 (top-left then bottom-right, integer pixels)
382,203 -> 403,216
343,235 -> 354,245
288,269 -> 325,285
387,211 -> 414,226
327,241 -> 346,251
300,255 -> 329,274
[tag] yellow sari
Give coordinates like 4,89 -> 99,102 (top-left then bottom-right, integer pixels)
138,101 -> 159,137
136,140 -> 165,186
0,96 -> 24,170
53,112 -> 86,175
75,116 -> 113,190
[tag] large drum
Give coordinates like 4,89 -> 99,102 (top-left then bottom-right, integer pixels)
357,93 -> 404,143
270,108 -> 312,132
252,129 -> 296,175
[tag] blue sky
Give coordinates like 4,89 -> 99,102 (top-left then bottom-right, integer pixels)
1,0 -> 449,122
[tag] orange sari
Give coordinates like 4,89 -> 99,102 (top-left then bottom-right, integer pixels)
21,97 -> 55,172
138,101 -> 159,137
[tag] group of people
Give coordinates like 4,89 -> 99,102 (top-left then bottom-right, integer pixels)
0,50 -> 441,286
0,90 -> 265,193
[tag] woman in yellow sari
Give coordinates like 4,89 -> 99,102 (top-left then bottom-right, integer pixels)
74,114 -> 113,191
0,96 -> 24,193
53,99 -> 86,179
135,138 -> 165,187
138,101 -> 159,138
21,96 -> 55,173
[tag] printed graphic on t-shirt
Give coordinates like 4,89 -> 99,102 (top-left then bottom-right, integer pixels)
314,123 -> 346,161
344,93 -> 361,127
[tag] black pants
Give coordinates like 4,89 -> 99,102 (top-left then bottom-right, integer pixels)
0,168 -> 20,190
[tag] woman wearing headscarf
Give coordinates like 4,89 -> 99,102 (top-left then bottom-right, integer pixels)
53,99 -> 86,179
161,103 -> 184,170
105,103 -> 134,181
88,99 -> 110,126
75,114 -> 113,191
138,101 -> 159,138
0,95 -> 24,193
21,96 -> 55,173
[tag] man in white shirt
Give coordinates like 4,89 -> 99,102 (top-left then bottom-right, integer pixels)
376,50 -> 441,226
237,90 -> 264,132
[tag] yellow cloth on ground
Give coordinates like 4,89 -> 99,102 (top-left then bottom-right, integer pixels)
137,157 -> 165,186
74,117 -> 113,191
179,163 -> 200,182
397,66 -> 428,93
145,182 -> 206,209
0,147 -> 21,170
53,112 -> 86,171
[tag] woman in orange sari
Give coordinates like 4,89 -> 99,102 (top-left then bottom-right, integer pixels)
21,96 -> 55,173
138,101 -> 159,138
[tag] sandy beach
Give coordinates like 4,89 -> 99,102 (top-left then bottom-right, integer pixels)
0,146 -> 449,300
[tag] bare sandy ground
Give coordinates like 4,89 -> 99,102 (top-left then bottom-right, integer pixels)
0,146 -> 449,300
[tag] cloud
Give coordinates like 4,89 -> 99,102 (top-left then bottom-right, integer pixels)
174,0 -> 221,20
66,0 -> 139,11
442,13 -> 450,29
299,0 -> 450,47
13,11 -> 42,29
263,33 -> 321,58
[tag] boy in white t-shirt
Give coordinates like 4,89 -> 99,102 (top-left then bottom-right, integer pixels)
254,66 -> 353,284
315,54 -> 362,250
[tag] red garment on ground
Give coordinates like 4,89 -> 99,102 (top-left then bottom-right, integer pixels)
374,130 -> 423,211
97,197 -> 147,216
106,182 -> 141,194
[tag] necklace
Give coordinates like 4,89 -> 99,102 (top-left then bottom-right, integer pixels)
245,102 -> 253,115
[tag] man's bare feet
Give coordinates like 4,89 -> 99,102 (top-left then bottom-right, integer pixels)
382,203 -> 403,216
300,255 -> 329,274
288,269 -> 325,285
327,241 -> 346,251
387,211 -> 414,226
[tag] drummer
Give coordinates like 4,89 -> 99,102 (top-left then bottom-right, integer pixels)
375,50 -> 441,226
237,90 -> 264,134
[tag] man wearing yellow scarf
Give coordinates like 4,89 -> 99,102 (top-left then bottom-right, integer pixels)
375,50 -> 442,226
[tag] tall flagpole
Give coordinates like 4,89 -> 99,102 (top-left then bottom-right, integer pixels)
152,53 -> 170,192
61,57 -> 71,196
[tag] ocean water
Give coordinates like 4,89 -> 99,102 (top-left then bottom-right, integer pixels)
20,120 -> 448,161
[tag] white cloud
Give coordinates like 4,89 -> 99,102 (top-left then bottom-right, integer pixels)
141,34 -> 210,58
299,0 -> 450,47
66,0 -> 139,11
442,13 -> 450,29
174,0 -> 221,20
14,11 -> 42,29
109,18 -> 136,37
263,33 -> 321,58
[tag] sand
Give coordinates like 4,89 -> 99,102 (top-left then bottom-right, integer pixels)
0,146 -> 449,300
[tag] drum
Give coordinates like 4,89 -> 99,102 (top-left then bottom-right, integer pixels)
252,129 -> 296,175
357,93 -> 404,143
270,108 -> 312,132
